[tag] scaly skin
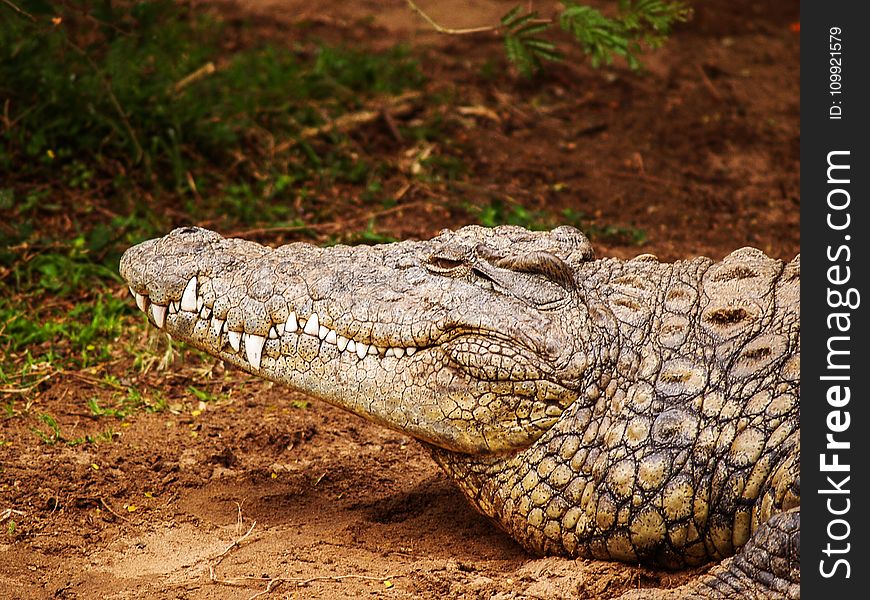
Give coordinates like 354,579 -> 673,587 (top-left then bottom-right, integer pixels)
120,225 -> 800,598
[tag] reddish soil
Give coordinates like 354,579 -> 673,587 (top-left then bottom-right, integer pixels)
0,1 -> 799,598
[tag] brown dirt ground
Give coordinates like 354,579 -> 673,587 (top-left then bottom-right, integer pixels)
0,1 -> 799,598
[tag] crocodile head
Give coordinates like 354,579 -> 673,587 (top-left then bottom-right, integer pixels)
120,225 -> 596,455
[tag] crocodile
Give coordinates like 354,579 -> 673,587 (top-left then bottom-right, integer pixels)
120,225 -> 800,598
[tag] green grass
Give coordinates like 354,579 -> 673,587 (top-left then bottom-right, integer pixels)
1,1 -> 423,201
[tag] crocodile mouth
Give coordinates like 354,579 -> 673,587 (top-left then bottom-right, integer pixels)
128,276 -> 423,370
128,273 -> 559,391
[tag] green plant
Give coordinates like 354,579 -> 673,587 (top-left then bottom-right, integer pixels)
468,200 -> 551,230
407,0 -> 692,76
31,413 -> 63,445
0,1 -> 424,196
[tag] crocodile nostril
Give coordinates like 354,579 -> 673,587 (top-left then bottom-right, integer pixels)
180,227 -> 199,234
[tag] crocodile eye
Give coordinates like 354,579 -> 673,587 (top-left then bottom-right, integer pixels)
429,257 -> 464,269
425,254 -> 468,275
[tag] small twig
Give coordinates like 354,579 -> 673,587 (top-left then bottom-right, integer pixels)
273,91 -> 422,154
99,498 -> 129,521
65,370 -> 126,391
1,0 -> 35,21
381,109 -> 404,142
0,373 -> 54,395
208,520 -> 258,577
172,62 -> 217,94
405,0 -> 498,34
696,63 -> 722,101
0,508 -> 25,522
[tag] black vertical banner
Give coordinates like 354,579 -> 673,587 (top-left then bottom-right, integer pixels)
802,1 -> 870,598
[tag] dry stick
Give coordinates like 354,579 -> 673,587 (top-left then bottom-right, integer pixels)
1,0 -> 35,21
0,508 -> 25,522
99,498 -> 129,521
65,370 -> 126,390
696,63 -> 723,101
172,62 -> 217,94
404,0 -> 498,34
208,521 -> 258,579
272,91 -> 422,154
0,373 -> 54,395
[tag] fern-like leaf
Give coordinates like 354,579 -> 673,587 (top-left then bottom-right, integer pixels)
500,6 -> 561,76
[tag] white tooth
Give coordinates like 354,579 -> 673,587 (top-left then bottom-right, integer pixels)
318,325 -> 329,340
347,339 -> 356,353
211,317 -> 225,337
181,277 -> 197,312
325,330 -> 337,344
406,347 -> 417,356
196,295 -> 204,312
244,333 -> 265,370
135,293 -> 148,312
304,312 -> 320,336
385,348 -> 395,357
337,335 -> 349,351
355,342 -> 368,359
268,326 -> 278,339
369,345 -> 378,355
276,322 -> 285,336
150,304 -> 167,328
128,286 -> 135,297
393,347 -> 405,358
200,306 -> 211,320
286,312 -> 298,332
167,301 -> 177,313
228,330 -> 242,351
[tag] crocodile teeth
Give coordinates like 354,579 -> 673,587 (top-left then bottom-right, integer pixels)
355,341 -> 368,359
170,301 -> 180,313
135,292 -> 148,312
276,322 -> 285,336
318,325 -> 329,340
244,333 -> 265,370
346,339 -> 356,353
385,348 -> 395,357
303,312 -> 320,336
150,303 -> 167,328
196,295 -> 204,313
228,330 -> 242,352
268,326 -> 278,339
200,306 -> 211,320
393,347 -> 405,358
325,330 -> 337,344
337,335 -> 349,351
368,345 -> 378,355
210,317 -> 225,337
286,312 -> 298,333
406,347 -> 417,356
180,277 -> 198,312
